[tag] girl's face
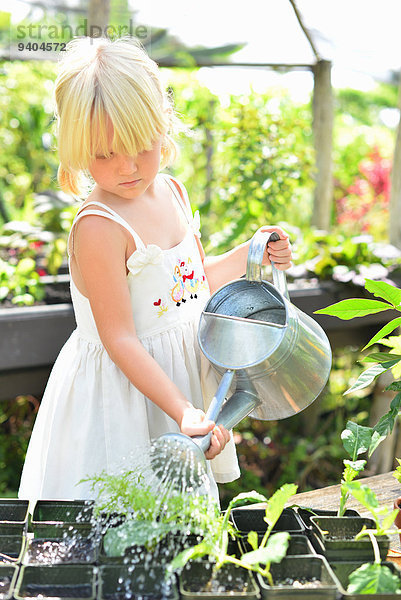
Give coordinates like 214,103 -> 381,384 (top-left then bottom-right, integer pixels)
89,133 -> 163,200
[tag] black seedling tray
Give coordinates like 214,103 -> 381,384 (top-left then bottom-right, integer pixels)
0,534 -> 26,563
231,507 -> 305,536
23,537 -> 98,565
31,501 -> 95,539
257,555 -> 342,600
99,564 -> 179,600
179,560 -> 260,600
330,560 -> 401,599
0,500 -> 29,535
0,564 -> 19,600
14,564 -> 97,599
310,516 -> 390,562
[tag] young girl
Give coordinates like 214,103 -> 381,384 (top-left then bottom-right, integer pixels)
18,36 -> 292,501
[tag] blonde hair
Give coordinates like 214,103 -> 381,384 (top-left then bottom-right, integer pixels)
54,36 -> 179,196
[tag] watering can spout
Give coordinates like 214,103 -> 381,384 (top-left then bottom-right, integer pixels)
151,373 -> 260,488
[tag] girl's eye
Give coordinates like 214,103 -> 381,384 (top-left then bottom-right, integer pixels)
96,152 -> 114,160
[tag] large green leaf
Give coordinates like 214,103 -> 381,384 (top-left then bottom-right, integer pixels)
363,352 -> 401,363
103,520 -> 173,556
341,422 -> 373,460
263,484 -> 298,530
363,317 -> 401,350
347,563 -> 401,594
344,363 -> 395,395
241,532 -> 289,566
314,299 -> 392,320
345,481 -> 380,512
365,279 -> 401,308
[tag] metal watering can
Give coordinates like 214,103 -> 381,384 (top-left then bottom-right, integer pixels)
153,230 -> 332,484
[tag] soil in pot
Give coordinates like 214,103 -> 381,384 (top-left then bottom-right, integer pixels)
24,537 -> 98,565
179,561 -> 259,599
99,564 -> 178,600
257,556 -> 341,600
0,565 -> 18,600
310,516 -> 390,562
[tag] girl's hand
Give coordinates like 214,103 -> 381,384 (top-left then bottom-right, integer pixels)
259,226 -> 292,271
180,406 -> 230,460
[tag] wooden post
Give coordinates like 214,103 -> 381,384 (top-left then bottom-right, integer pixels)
312,60 -> 334,231
87,0 -> 111,37
390,70 -> 401,248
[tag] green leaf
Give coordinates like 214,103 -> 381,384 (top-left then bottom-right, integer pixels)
345,481 -> 380,512
363,317 -> 401,350
344,362 -> 399,395
368,430 -> 387,457
341,422 -> 373,459
264,484 -> 298,530
103,520 -> 173,556
363,353 -> 401,363
314,299 -> 392,320
381,508 -> 399,532
365,279 -> 401,308
241,532 -> 289,566
342,460 -> 366,484
170,540 -> 212,571
247,531 -> 259,551
387,381 -> 401,391
347,562 -> 401,594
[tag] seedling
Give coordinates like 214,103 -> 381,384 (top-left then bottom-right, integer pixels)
342,481 -> 401,594
170,483 -> 298,586
83,469 -> 219,554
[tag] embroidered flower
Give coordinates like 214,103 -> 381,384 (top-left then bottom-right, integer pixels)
191,210 -> 201,238
127,244 -> 164,275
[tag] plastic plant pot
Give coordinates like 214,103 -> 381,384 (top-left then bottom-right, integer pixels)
310,516 -> 390,562
14,565 -> 97,600
330,560 -> 401,599
99,564 -> 179,600
179,561 -> 260,600
31,500 -> 95,539
0,500 -> 29,535
23,536 -> 99,565
0,564 -> 19,600
0,534 -> 26,563
257,555 -> 342,600
295,508 -> 360,556
231,507 -> 305,536
239,533 -> 315,557
296,507 -> 360,529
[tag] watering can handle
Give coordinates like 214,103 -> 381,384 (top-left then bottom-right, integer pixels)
191,369 -> 235,453
246,229 -> 289,300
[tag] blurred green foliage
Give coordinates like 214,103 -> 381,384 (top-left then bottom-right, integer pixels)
0,59 -> 399,497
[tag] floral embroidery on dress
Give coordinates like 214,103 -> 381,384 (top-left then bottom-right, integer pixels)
170,264 -> 186,306
153,297 -> 168,317
127,244 -> 164,276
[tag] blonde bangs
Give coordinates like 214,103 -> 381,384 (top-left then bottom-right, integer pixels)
55,36 -> 179,195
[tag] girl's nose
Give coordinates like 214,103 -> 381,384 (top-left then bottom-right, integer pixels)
118,155 -> 137,175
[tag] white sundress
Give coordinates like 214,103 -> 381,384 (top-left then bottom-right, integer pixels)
18,174 -> 240,501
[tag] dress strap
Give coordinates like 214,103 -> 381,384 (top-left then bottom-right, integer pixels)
163,174 -> 201,239
163,174 -> 192,224
68,201 -> 145,257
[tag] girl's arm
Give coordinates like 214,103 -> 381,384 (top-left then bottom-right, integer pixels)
73,215 -> 228,459
202,226 -> 292,294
